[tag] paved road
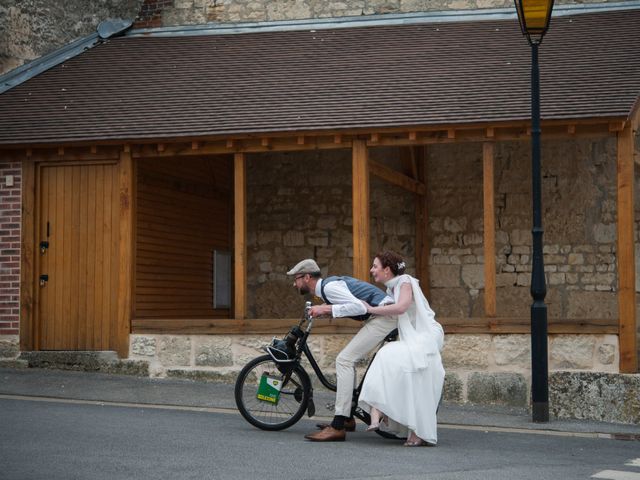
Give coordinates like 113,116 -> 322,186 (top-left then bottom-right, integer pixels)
2,396 -> 639,480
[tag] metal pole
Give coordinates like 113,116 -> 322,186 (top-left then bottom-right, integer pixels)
530,42 -> 549,423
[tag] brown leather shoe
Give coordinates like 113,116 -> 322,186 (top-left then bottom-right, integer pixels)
315,418 -> 356,432
304,426 -> 346,442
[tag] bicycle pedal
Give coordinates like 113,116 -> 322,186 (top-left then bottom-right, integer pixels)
307,399 -> 316,417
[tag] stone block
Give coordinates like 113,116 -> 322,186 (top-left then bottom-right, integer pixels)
429,288 -> 469,318
550,372 -> 640,424
321,335 -> 352,368
158,336 -> 191,367
0,336 -> 19,358
549,335 -> 596,369
442,372 -> 463,402
442,335 -> 490,369
510,229 -> 530,246
195,337 -> 233,367
597,343 -> 616,365
593,223 -> 616,244
443,216 -> 466,233
429,265 -> 461,288
493,335 -> 530,367
461,264 -> 484,289
467,372 -> 528,407
131,336 -> 156,357
567,291 -> 617,319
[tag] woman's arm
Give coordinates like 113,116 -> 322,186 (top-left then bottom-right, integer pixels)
366,282 -> 413,316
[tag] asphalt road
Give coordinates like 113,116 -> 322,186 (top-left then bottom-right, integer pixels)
2,396 -> 639,480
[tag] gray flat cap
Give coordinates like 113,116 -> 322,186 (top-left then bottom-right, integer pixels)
287,259 -> 321,276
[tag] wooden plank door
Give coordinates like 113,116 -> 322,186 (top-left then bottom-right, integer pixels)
35,162 -> 120,351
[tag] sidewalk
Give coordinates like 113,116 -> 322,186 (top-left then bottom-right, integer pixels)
1,366 -> 639,439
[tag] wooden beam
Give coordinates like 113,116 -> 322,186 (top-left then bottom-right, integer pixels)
131,316 -> 618,335
401,146 -> 418,179
567,124 -> 576,135
483,142 -> 497,317
191,141 -> 200,150
334,134 -> 342,144
609,121 -> 625,132
369,160 -> 426,195
227,139 -> 234,149
485,127 -> 495,138
297,136 -> 305,145
234,153 -> 247,320
616,124 -> 638,373
115,149 -> 133,358
409,131 -> 417,141
447,129 -> 456,139
19,156 -> 36,351
352,139 -> 370,281
414,146 -> 430,298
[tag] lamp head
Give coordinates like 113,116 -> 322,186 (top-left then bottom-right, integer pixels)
515,0 -> 555,45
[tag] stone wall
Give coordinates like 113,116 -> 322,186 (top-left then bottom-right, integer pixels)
2,0 -> 635,75
428,139 -> 621,320
246,148 -> 415,319
242,138 -> 624,324
128,332 -> 620,410
0,0 -> 143,75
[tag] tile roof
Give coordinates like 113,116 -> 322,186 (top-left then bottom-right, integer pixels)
0,7 -> 639,146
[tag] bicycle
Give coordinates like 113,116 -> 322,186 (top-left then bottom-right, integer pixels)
234,301 -> 399,438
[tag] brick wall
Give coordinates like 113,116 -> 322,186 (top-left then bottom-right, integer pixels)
0,161 -> 21,335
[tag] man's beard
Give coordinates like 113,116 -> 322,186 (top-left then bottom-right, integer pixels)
298,285 -> 310,295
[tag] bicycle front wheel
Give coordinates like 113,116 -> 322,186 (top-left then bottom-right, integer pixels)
234,354 -> 311,431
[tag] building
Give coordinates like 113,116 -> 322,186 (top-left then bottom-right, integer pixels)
1,0 -> 639,422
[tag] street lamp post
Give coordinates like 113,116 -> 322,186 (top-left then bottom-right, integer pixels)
514,0 -> 554,423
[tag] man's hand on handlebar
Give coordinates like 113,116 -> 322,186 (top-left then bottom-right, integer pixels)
308,304 -> 332,318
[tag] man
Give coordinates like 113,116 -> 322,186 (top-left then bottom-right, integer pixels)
287,258 -> 396,442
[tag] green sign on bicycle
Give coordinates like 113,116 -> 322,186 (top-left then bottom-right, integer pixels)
257,373 -> 282,404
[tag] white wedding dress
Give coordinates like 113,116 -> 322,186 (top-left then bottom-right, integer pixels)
358,274 -> 445,444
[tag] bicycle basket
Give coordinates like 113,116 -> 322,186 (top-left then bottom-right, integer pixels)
265,338 -> 295,363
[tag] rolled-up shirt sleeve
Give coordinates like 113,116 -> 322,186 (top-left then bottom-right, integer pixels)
322,281 -> 368,318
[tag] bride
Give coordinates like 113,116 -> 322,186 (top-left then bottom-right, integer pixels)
358,250 -> 445,446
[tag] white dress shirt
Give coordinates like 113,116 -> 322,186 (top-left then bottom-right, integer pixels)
315,278 -> 393,319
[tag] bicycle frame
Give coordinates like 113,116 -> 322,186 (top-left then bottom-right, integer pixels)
269,301 -> 395,419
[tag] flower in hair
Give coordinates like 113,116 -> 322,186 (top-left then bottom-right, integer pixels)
397,261 -> 406,270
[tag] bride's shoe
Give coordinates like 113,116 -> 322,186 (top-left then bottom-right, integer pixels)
403,432 -> 431,447
366,414 -> 388,432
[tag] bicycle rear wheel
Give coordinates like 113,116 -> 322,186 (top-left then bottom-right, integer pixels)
234,354 -> 311,431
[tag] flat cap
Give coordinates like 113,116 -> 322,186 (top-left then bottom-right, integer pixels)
287,259 -> 321,276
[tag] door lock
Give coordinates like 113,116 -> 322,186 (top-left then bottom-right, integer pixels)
39,241 -> 49,254
39,274 -> 48,287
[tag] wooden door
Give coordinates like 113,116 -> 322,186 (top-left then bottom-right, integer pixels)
35,162 -> 120,351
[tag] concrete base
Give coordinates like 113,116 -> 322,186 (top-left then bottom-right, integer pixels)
18,351 -> 149,376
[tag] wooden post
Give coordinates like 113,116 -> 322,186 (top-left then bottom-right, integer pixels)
616,124 -> 638,373
483,142 -> 497,317
20,156 -> 36,351
116,149 -> 133,358
414,146 -> 430,297
234,153 -> 247,320
352,139 -> 370,280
